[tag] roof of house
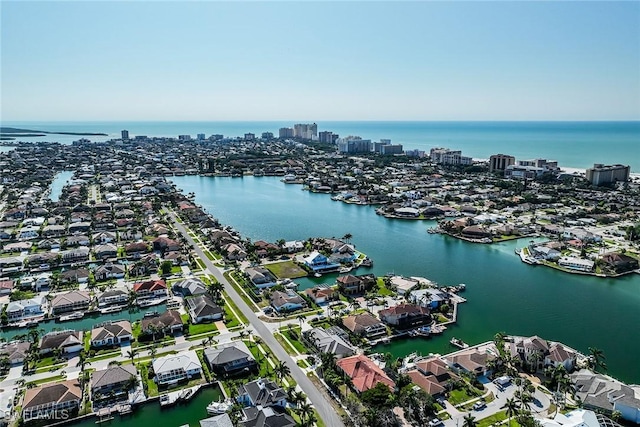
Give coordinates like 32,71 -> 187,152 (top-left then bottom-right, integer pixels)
304,287 -> 336,300
91,320 -> 132,342
407,370 -> 446,396
40,330 -> 82,351
23,380 -> 82,411
50,290 -> 91,307
200,413 -> 234,427
173,278 -> 207,296
204,342 -> 253,367
336,354 -> 395,393
547,343 -> 576,364
379,303 -> 430,318
306,327 -> 355,357
240,406 -> 296,427
141,309 -> 182,331
98,289 -> 127,301
0,341 -> 30,362
133,279 -> 166,292
91,364 -> 137,390
415,357 -> 450,378
270,291 -> 305,308
186,295 -> 223,318
447,348 -> 495,373
152,350 -> 202,375
240,378 -> 287,407
342,313 -> 384,334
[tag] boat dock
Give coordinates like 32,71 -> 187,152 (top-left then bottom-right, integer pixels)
159,385 -> 202,407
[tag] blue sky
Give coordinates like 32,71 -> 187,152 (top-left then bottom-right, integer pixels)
1,1 -> 639,121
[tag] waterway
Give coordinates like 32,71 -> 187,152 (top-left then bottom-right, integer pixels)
49,171 -> 74,202
170,175 -> 640,384
71,384 -> 222,427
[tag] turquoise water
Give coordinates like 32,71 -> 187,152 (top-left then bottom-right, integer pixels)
170,175 -> 640,384
1,121 -> 639,170
71,384 -> 222,427
49,171 -> 74,202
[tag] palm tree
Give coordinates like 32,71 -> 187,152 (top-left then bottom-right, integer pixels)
587,347 -> 607,372
342,233 -> 353,244
125,375 -> 138,392
274,360 -> 291,384
296,314 -> 305,329
207,280 -> 224,302
149,345 -> 158,360
502,397 -> 520,425
297,402 -> 314,425
126,349 -> 138,365
463,414 -> 478,427
76,350 -> 90,372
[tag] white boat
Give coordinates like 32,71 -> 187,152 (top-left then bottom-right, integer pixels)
159,394 -> 171,407
100,305 -> 124,314
450,337 -> 469,349
58,312 -> 84,322
206,398 -> 234,415
338,266 -> 352,273
137,297 -> 167,308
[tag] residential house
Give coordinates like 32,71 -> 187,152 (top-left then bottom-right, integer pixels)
6,296 -> 46,322
172,278 -> 207,297
600,252 -> 639,274
269,290 -> 307,313
245,267 -> 277,289
221,243 -> 247,261
336,274 -> 376,295
152,236 -> 181,253
140,310 -> 183,336
91,364 -> 138,402
0,279 -> 14,296
409,287 -> 449,309
388,276 -> 420,295
336,354 -> 396,393
186,295 -> 224,323
64,234 -> 90,247
97,289 -> 128,307
240,407 -> 296,427
378,303 -> 431,329
61,247 -> 90,263
0,257 -> 23,274
545,342 -> 577,372
59,268 -> 90,285
407,357 -> 455,396
51,290 -> 91,315
0,341 -> 30,364
303,251 -> 340,273
133,279 -> 167,300
91,320 -> 133,347
22,380 -> 82,422
94,243 -> 118,260
119,229 -> 143,241
571,369 -> 640,424
200,413 -> 234,427
304,327 -> 356,359
92,231 -> 117,244
342,313 -> 387,339
203,341 -> 257,376
68,221 -> 91,233
303,286 -> 337,305
238,378 -> 288,408
445,344 -> 498,377
152,350 -> 202,385
42,224 -> 66,238
125,242 -> 150,257
39,330 -> 84,355
94,263 -> 126,281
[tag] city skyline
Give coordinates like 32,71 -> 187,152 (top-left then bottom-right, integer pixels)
1,1 -> 639,122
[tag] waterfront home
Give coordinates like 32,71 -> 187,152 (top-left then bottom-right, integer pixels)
600,252 -> 639,274
304,286 -> 337,305
0,341 -> 30,364
252,240 -> 280,258
342,313 -> 387,339
133,279 -> 167,299
445,344 -> 498,377
61,247 -> 90,263
91,320 -> 133,347
128,254 -> 159,277
22,379 -> 81,423
336,274 -> 376,295
389,276 -> 420,295
152,349 -> 202,385
530,244 -> 562,261
94,243 -> 118,260
303,251 -> 340,273
245,267 -> 277,289
558,256 -> 595,272
378,303 -> 431,329
6,295 -> 46,322
539,409 -> 608,427
406,369 -> 446,397
0,279 -> 14,296
140,309 -> 183,336
91,364 -> 138,403
203,341 -> 257,376
0,257 -> 23,274
283,240 -> 304,253
409,287 -> 449,309
199,413 -> 234,427
39,330 -> 84,355
238,378 -> 288,408
336,354 -> 396,393
304,327 -> 356,359
545,342 -> 577,371
94,262 -> 126,281
97,289 -> 128,307
50,290 -> 91,315
239,407 -> 296,427
172,277 -> 207,297
269,290 -> 307,313
185,294 -> 224,323
571,370 -> 640,424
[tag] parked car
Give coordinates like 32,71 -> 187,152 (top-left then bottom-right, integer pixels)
472,402 -> 487,411
428,419 -> 443,427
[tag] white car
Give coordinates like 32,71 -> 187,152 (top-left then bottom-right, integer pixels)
428,419 -> 443,427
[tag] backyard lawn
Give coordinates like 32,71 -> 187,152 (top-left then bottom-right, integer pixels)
448,385 -> 483,405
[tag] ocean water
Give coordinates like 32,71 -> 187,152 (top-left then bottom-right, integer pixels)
2,121 -> 639,170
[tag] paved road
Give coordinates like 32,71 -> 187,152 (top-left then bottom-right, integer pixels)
169,210 -> 344,427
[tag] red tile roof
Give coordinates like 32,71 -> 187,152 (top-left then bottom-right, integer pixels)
336,354 -> 395,393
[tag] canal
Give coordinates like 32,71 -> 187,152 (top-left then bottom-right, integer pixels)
170,175 -> 640,384
49,171 -> 74,202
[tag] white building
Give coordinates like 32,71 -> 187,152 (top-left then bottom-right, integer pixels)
558,256 -> 594,272
152,350 -> 202,385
